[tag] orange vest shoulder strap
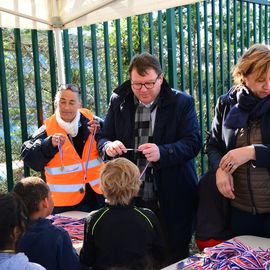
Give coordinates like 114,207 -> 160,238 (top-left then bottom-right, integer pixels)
79,108 -> 93,120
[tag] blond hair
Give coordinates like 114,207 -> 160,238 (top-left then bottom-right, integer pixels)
101,158 -> 141,205
232,44 -> 270,84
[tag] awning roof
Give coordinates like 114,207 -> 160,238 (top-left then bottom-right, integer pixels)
0,0 -> 200,30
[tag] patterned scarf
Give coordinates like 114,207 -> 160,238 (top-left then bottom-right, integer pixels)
224,85 -> 270,129
134,98 -> 158,201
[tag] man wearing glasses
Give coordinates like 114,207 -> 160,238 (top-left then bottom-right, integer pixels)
97,52 -> 201,265
21,84 -> 104,214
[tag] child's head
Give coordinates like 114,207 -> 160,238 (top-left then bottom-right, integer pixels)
13,177 -> 54,218
101,158 -> 141,205
0,192 -> 28,249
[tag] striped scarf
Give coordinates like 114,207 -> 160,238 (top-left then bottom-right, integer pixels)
134,99 -> 157,201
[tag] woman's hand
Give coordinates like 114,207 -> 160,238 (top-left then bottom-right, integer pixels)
51,133 -> 66,148
219,145 -> 255,173
88,119 -> 100,134
216,167 -> 235,199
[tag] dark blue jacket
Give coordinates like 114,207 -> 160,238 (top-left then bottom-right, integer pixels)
97,79 -> 201,261
207,93 -> 270,173
17,218 -> 80,270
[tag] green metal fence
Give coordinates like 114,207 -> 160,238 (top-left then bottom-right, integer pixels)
0,0 -> 269,191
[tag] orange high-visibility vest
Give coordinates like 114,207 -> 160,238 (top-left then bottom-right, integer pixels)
44,108 -> 103,207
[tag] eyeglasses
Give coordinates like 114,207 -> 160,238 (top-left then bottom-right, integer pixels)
131,75 -> 160,90
58,84 -> 80,93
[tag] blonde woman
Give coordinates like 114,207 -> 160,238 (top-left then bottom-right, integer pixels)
207,44 -> 270,239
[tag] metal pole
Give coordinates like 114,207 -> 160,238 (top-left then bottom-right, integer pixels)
53,28 -> 65,85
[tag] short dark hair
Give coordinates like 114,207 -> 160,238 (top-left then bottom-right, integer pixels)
0,192 -> 28,249
13,177 -> 49,215
128,52 -> 162,77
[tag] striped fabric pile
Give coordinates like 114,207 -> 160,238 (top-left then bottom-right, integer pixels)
178,239 -> 270,269
49,215 -> 85,244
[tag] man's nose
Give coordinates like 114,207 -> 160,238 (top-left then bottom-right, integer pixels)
140,84 -> 148,91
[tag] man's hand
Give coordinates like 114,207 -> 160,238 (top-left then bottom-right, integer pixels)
138,143 -> 160,162
105,140 -> 127,157
216,167 -> 235,199
219,145 -> 255,173
51,133 -> 66,148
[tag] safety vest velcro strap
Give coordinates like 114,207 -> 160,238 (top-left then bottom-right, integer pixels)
45,163 -> 82,175
48,183 -> 84,192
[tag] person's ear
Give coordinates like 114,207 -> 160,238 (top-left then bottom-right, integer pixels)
158,73 -> 164,84
41,197 -> 49,209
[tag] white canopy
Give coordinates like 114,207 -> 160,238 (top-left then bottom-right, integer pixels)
0,0 -> 200,30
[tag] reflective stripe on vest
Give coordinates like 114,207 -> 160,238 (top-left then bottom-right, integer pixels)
45,158 -> 101,175
48,177 -> 100,192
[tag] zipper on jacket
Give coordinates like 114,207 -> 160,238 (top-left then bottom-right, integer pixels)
246,123 -> 257,215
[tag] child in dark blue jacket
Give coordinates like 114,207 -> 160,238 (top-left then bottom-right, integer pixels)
14,176 -> 80,270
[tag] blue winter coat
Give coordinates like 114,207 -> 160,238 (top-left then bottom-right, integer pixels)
17,218 -> 80,270
97,78 -> 201,261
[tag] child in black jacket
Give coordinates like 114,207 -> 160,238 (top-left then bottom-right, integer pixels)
80,157 -> 166,270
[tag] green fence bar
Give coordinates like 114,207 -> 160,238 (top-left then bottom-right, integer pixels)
178,7 -> 185,92
77,27 -> 87,107
187,6 -> 194,97
212,0 -> 218,104
63,29 -> 71,83
48,30 -> 57,109
240,1 -> 244,54
233,0 -> 237,65
0,28 -> 13,190
103,22 -> 112,105
138,15 -> 144,53
219,0 -> 224,95
166,8 -> 177,89
115,19 -> 123,85
204,1 -> 211,131
253,3 -> 257,43
148,13 -> 154,54
157,11 -> 164,71
226,1 -> 232,91
246,2 -> 251,48
14,28 -> 29,177
90,24 -> 100,116
259,4 -> 262,43
127,17 -> 133,62
31,30 -> 43,127
265,6 -> 268,44
196,3 -> 205,174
